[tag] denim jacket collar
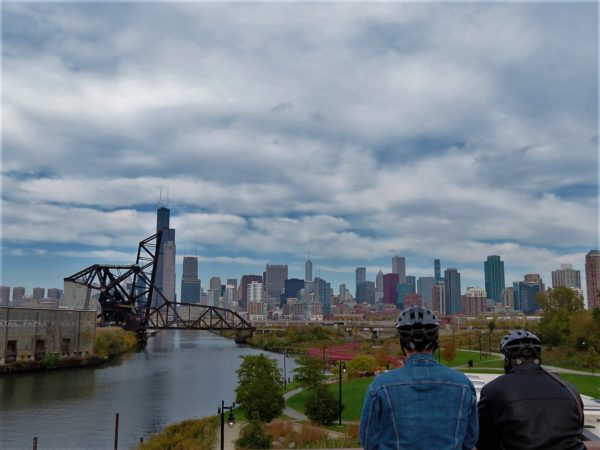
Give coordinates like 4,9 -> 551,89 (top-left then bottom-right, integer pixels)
404,352 -> 438,366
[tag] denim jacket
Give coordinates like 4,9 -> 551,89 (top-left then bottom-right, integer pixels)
360,353 -> 478,450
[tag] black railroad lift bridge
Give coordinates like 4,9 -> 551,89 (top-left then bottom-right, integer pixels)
63,233 -> 254,344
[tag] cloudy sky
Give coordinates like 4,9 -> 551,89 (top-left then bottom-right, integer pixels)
1,2 -> 598,302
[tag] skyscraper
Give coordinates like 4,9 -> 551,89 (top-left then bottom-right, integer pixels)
417,277 -> 435,306
432,282 -> 445,315
551,264 -> 581,289
484,255 -> 505,302
32,287 -> 45,301
305,259 -> 313,282
355,267 -> 366,302
444,268 -> 461,315
383,273 -> 399,305
585,250 -> 600,310
392,256 -> 406,283
12,287 -> 25,303
155,205 -> 176,305
434,259 -> 441,283
181,256 -> 201,304
283,278 -> 304,306
240,275 -> 262,310
265,264 -> 288,298
314,277 -> 332,315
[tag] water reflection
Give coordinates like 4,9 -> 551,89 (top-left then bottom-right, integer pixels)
0,331 -> 298,450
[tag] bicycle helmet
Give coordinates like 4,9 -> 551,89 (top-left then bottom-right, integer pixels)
396,306 -> 439,352
500,330 -> 542,360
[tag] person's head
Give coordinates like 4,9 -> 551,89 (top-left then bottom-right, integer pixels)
396,306 -> 439,355
500,330 -> 542,373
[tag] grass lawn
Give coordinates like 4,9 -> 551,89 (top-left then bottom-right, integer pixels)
557,373 -> 600,398
443,349 -> 504,369
287,365 -> 600,421
286,377 -> 374,421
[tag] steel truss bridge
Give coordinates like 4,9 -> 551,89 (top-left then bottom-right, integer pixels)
64,233 -> 254,342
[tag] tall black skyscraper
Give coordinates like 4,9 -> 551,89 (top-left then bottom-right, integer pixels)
155,205 -> 176,305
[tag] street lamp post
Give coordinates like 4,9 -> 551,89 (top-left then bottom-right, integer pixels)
322,345 -> 328,374
338,360 -> 346,426
478,331 -> 482,361
218,400 -> 235,450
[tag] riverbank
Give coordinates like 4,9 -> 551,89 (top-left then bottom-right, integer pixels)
0,327 -> 137,375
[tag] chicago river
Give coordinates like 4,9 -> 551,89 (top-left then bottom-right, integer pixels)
0,331 -> 298,450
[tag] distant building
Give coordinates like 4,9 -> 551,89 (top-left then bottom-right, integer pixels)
314,277 -> 332,315
207,289 -> 221,307
47,288 -> 63,300
434,259 -> 441,283
501,287 -> 514,310
484,255 -> 505,302
552,263 -> 581,289
396,282 -> 415,310
392,256 -> 406,284
585,250 -> 600,310
32,288 -> 45,301
417,277 -> 435,307
305,259 -> 313,282
0,286 -> 9,306
524,274 -> 545,293
339,284 -> 349,302
247,281 -> 263,303
12,287 -> 25,303
462,287 -> 487,316
518,281 -> 541,314
375,269 -> 384,302
181,256 -> 201,304
240,275 -> 262,310
155,205 -> 176,305
432,282 -> 445,315
404,292 -> 422,308
283,278 -> 304,306
444,268 -> 461,315
355,267 -> 366,301
209,277 -> 221,291
265,264 -> 288,298
383,273 -> 400,306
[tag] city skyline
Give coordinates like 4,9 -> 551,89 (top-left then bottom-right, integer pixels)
2,3 -> 598,297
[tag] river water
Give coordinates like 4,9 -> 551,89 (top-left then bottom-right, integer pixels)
0,331 -> 298,450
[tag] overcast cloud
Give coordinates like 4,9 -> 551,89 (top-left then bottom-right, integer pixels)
1,2 -> 598,300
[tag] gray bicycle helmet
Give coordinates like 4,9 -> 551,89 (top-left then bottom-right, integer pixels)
396,306 -> 439,351
500,330 -> 542,360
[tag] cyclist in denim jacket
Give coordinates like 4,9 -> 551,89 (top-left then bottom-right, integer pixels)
360,306 -> 478,450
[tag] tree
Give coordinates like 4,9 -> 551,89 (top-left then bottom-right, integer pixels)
304,383 -> 340,425
537,288 -> 585,348
293,355 -> 325,389
236,354 -> 284,422
586,348 -> 600,375
441,338 -> 456,364
347,355 -> 377,377
537,287 -> 584,313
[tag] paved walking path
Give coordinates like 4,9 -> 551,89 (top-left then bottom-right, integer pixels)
283,387 -> 308,421
459,349 -> 600,376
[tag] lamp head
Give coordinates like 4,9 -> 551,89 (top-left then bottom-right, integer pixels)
227,412 -> 235,428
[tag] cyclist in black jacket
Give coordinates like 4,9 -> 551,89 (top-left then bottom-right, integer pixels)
477,330 -> 586,450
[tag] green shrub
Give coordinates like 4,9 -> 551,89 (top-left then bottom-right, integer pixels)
95,327 -> 137,358
43,353 -> 60,369
235,412 -> 272,449
137,417 -> 218,450
304,383 -> 340,425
